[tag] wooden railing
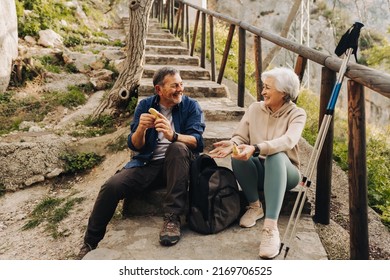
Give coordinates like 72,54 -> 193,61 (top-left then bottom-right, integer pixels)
151,0 -> 390,260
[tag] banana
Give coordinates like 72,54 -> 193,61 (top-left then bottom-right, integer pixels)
232,144 -> 239,155
148,108 -> 160,119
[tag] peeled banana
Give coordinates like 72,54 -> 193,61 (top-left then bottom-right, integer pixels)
232,144 -> 239,155
148,108 -> 160,119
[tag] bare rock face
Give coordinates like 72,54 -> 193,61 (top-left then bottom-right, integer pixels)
0,133 -> 72,191
0,0 -> 18,93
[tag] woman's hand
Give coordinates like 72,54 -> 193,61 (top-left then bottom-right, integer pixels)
209,140 -> 234,158
231,144 -> 256,161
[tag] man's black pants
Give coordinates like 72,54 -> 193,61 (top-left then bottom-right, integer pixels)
83,142 -> 195,248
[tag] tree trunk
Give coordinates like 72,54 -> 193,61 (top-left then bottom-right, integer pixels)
92,0 -> 154,118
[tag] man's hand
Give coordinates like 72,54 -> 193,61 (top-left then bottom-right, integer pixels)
150,111 -> 175,141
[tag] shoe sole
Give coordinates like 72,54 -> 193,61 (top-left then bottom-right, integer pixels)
239,213 -> 265,228
159,237 -> 180,246
259,247 -> 280,259
259,241 -> 281,259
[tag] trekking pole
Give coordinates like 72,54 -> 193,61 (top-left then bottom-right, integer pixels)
280,22 -> 364,259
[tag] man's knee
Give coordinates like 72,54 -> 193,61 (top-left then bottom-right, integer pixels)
166,142 -> 190,158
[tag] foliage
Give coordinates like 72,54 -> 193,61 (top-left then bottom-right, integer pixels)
0,184 -> 5,197
60,152 -> 104,174
75,114 -> 117,137
15,0 -> 108,47
22,195 -> 85,238
361,43 -> 390,70
107,135 -> 128,152
366,132 -> 390,227
16,0 -> 74,37
126,96 -> 138,116
43,87 -> 87,109
0,91 -> 50,135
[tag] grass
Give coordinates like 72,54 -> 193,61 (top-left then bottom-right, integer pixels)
22,195 -> 85,239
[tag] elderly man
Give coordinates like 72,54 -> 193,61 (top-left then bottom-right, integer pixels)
78,67 -> 205,259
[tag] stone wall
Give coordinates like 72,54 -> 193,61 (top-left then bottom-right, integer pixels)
0,0 -> 18,93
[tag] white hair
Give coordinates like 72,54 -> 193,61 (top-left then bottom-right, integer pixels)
261,67 -> 300,101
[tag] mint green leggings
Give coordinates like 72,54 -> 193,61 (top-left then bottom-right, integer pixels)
231,152 -> 300,220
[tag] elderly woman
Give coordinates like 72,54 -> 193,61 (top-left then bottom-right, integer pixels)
210,67 -> 307,259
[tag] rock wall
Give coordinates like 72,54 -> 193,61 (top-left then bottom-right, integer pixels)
0,0 -> 18,93
0,133 -> 71,191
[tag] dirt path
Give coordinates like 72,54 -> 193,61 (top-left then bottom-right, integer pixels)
0,149 -> 130,260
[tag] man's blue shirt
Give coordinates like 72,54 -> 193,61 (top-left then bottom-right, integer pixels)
125,94 -> 205,168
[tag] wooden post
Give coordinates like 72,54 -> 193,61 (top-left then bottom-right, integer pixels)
294,55 -> 307,103
348,80 -> 369,260
180,3 -> 185,41
185,4 -> 190,50
170,0 -> 174,33
217,24 -> 235,84
209,15 -> 216,81
174,3 -> 181,36
238,27 -> 246,107
294,55 -> 307,84
313,67 -> 334,225
190,10 -> 200,57
254,35 -> 263,101
201,12 -> 206,68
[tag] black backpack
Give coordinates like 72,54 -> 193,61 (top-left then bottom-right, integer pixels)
188,154 -> 241,234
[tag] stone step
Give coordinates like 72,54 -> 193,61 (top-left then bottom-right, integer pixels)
145,45 -> 189,55
143,65 -> 210,80
203,121 -> 238,151
148,26 -> 171,33
137,97 -> 244,122
146,37 -> 183,47
147,32 -> 176,39
122,184 -> 310,217
197,98 -> 245,121
139,79 -> 229,98
144,54 -> 199,66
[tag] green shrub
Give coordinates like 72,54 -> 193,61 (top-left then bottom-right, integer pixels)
61,152 -> 104,174
43,88 -> 87,109
0,184 -> 5,197
76,114 -> 117,137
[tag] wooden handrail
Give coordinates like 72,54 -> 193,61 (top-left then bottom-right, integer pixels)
176,0 -> 390,99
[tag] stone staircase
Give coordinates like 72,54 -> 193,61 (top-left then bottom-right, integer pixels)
137,19 -> 248,154
83,17 -> 326,261
121,18 -> 310,217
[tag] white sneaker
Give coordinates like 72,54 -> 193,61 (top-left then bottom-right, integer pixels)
239,203 -> 264,228
259,227 -> 280,259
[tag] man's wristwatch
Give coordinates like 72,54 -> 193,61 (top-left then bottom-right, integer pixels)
171,132 -> 178,142
253,144 -> 260,157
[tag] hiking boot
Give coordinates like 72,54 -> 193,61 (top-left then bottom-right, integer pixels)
239,203 -> 264,228
159,213 -> 181,246
259,227 -> 280,259
77,243 -> 95,260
